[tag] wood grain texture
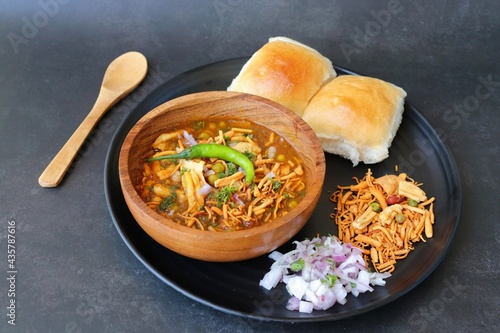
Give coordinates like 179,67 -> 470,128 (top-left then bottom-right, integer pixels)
119,91 -> 325,262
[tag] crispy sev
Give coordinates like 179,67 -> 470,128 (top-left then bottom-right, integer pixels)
139,118 -> 306,232
330,169 -> 435,273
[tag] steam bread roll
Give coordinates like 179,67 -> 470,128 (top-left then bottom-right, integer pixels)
227,37 -> 336,116
302,75 -> 407,166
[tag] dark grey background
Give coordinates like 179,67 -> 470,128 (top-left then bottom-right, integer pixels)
1,1 -> 499,332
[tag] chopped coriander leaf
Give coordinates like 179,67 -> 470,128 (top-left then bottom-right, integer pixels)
226,162 -> 238,176
243,150 -> 255,161
216,185 -> 236,207
321,274 -> 338,288
290,258 -> 305,272
272,180 -> 281,191
158,192 -> 177,211
193,120 -> 205,130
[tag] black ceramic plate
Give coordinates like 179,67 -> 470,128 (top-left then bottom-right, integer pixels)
104,58 -> 462,321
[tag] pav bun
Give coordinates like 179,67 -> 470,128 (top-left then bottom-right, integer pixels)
227,37 -> 336,116
302,75 -> 407,166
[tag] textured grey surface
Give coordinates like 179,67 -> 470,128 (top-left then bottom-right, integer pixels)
1,1 -> 499,332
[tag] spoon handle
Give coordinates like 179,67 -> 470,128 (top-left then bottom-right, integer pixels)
38,90 -> 120,187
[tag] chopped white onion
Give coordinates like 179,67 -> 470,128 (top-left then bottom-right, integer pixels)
259,266 -> 283,290
268,146 -> 277,159
299,300 -> 314,313
183,130 -> 198,147
232,194 -> 245,207
170,171 -> 181,183
286,276 -> 309,299
266,171 -> 276,179
268,251 -> 283,262
197,183 -> 212,197
204,169 -> 215,177
259,235 -> 391,313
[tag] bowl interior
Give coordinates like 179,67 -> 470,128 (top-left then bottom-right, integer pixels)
119,91 -> 325,261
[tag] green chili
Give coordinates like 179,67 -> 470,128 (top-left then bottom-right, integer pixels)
147,143 -> 255,184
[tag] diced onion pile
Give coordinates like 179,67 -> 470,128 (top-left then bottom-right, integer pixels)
259,236 -> 391,313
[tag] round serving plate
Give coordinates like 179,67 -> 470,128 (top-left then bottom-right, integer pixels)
104,58 -> 462,321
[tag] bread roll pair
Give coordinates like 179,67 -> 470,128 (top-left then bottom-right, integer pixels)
227,37 -> 336,116
228,36 -> 407,166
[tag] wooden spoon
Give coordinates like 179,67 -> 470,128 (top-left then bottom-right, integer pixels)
38,51 -> 148,187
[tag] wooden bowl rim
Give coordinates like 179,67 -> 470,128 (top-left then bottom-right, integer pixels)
119,91 -> 325,241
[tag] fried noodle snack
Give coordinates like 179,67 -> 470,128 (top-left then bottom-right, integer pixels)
138,119 -> 306,232
330,169 -> 435,273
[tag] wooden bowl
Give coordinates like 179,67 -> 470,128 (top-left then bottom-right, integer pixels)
119,91 -> 325,262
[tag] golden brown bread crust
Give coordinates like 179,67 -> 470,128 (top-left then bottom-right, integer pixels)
302,75 -> 407,165
227,37 -> 336,116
